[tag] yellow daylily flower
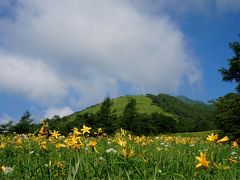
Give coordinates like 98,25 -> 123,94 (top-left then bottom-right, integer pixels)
39,141 -> 47,150
97,128 -> 103,134
134,136 -> 143,144
217,136 -> 229,143
64,135 -> 83,149
206,133 -> 218,142
54,161 -> 64,169
94,128 -> 104,136
121,148 -> 128,158
88,140 -> 97,147
15,136 -> 22,146
196,152 -> 209,168
128,134 -> 132,140
0,143 -> 6,149
116,138 -> 127,147
88,140 -> 98,153
51,130 -> 61,139
120,148 -> 135,158
55,143 -> 67,149
128,148 -> 135,157
39,121 -> 48,136
120,128 -> 127,136
1,166 -> 6,172
81,125 -> 91,135
232,141 -> 238,148
73,127 -> 81,136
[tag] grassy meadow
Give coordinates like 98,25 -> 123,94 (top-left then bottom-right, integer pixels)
0,124 -> 239,179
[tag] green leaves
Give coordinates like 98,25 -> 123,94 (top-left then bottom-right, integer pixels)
214,93 -> 240,138
219,37 -> 240,93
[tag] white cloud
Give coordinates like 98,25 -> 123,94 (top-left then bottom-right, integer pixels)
45,107 -> 74,119
0,0 -> 203,109
0,52 -> 67,104
68,75 -> 120,109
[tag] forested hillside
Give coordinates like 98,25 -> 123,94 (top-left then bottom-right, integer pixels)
43,94 -> 216,135
147,94 -> 216,132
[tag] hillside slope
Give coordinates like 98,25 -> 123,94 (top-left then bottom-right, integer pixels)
68,95 -> 173,122
147,94 -> 215,131
46,94 -> 216,135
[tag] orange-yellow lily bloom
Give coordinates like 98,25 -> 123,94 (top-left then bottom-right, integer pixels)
217,136 -> 229,143
206,133 -> 218,142
196,152 -> 209,168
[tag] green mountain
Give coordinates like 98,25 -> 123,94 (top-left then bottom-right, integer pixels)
148,94 -> 215,132
176,95 -> 205,104
67,95 -> 173,122
46,94 -> 216,135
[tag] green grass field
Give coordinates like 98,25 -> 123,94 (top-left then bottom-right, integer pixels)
0,125 -> 239,179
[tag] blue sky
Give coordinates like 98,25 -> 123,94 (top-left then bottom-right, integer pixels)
0,0 -> 239,123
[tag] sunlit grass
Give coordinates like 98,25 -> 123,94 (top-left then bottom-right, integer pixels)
68,95 -> 172,122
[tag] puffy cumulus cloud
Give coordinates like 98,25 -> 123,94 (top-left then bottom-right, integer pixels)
0,52 -> 67,104
68,75 -> 120,108
0,0 -> 202,109
45,107 -> 74,119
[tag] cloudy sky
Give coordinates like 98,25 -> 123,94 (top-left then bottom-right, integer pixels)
0,0 -> 239,123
